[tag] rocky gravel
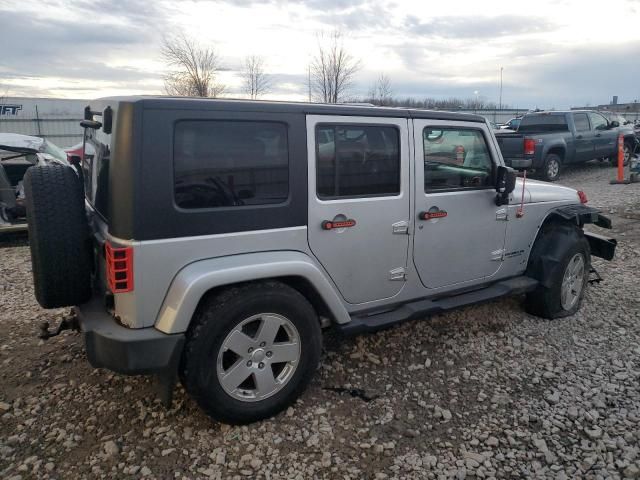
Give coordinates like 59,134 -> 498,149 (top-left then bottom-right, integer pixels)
1,161 -> 639,479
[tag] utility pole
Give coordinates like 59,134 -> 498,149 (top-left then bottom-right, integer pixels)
499,67 -> 503,110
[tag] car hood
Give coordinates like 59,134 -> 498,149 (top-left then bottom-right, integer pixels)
514,178 -> 579,204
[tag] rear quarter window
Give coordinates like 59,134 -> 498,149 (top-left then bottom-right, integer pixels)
173,120 -> 289,209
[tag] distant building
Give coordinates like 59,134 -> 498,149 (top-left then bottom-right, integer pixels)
571,96 -> 640,115
0,97 -> 85,147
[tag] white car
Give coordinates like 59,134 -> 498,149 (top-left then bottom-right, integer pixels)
0,133 -> 69,232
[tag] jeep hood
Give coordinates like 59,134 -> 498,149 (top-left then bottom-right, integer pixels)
514,178 -> 579,204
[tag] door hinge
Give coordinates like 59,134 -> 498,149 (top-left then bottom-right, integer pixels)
491,249 -> 505,261
392,220 -> 409,235
389,267 -> 407,281
496,209 -> 509,221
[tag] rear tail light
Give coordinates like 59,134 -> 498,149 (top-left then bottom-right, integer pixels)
105,242 -> 134,293
577,190 -> 588,204
524,138 -> 536,156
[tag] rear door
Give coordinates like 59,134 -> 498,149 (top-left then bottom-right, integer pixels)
307,115 -> 410,305
572,112 -> 595,162
412,120 -> 507,289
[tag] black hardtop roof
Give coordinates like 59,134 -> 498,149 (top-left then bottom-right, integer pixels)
92,95 -> 486,123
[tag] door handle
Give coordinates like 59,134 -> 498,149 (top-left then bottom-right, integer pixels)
576,135 -> 583,139
419,209 -> 448,220
321,218 -> 356,230
595,133 -> 601,137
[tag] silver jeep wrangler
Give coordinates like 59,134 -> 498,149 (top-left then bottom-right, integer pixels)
24,97 -> 616,424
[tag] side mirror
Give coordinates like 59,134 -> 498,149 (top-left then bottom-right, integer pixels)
495,166 -> 517,206
609,120 -> 620,128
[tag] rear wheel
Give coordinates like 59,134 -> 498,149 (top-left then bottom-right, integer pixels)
23,165 -> 92,308
541,154 -> 561,182
524,223 -> 590,319
180,281 -> 322,424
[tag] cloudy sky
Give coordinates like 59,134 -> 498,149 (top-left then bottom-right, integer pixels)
1,0 -> 639,108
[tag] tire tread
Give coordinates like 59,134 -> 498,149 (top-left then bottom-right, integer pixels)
23,165 -> 91,308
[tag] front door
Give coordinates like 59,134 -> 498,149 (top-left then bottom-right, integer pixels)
412,120 -> 508,289
307,115 -> 410,304
589,112 -> 617,158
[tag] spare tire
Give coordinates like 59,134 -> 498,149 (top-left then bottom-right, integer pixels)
24,164 -> 92,308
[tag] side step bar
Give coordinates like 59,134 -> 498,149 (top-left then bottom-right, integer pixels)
337,276 -> 538,335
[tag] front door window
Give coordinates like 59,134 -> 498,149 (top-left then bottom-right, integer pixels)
423,127 -> 493,191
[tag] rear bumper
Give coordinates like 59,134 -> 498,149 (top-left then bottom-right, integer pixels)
76,296 -> 184,375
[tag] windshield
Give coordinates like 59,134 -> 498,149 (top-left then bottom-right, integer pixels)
518,114 -> 569,133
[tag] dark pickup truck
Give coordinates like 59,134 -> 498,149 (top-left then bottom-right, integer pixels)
495,110 -> 637,181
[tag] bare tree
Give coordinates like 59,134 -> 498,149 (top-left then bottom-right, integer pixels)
161,34 -> 225,97
242,55 -> 271,99
368,74 -> 393,106
310,31 -> 361,103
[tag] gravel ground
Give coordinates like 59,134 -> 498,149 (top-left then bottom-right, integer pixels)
1,161 -> 639,480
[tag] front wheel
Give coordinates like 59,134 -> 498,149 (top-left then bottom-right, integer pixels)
608,142 -> 633,167
541,154 -> 561,182
524,224 -> 590,319
180,281 -> 322,424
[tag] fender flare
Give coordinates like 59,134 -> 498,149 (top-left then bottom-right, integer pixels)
527,204 -> 615,287
526,222 -> 586,288
541,141 -> 566,161
154,251 -> 351,334
543,204 -> 611,229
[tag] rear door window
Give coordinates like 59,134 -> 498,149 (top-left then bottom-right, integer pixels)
173,120 -> 289,209
315,124 -> 400,199
574,113 -> 590,132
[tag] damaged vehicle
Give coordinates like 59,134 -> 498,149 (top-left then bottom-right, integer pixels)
0,133 -> 69,233
23,98 -> 617,424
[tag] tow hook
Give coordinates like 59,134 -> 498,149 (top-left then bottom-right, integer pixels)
38,311 -> 80,340
588,267 -> 603,285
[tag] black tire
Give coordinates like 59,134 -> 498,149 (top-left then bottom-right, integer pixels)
524,223 -> 590,319
541,153 -> 561,182
180,281 -> 322,424
23,165 -> 92,308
